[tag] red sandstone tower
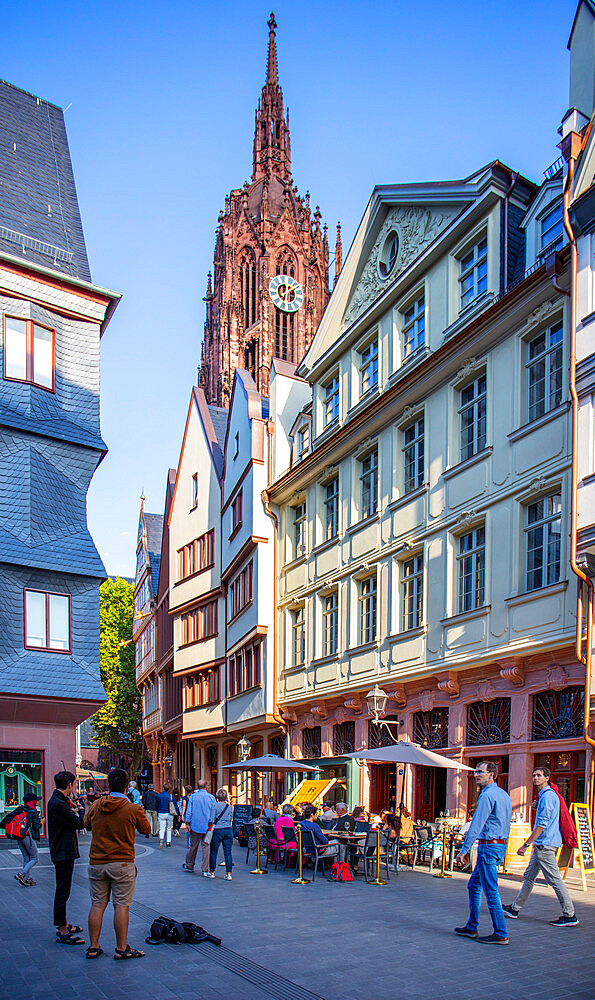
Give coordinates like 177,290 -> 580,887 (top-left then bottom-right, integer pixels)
199,13 -> 340,405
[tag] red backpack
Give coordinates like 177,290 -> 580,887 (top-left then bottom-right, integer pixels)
5,809 -> 28,840
330,861 -> 353,882
550,782 -> 578,849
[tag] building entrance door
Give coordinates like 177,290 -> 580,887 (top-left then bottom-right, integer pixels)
369,763 -> 397,815
414,766 -> 446,823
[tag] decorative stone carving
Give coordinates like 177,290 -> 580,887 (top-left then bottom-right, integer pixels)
477,679 -> 495,702
344,695 -> 363,714
499,660 -> 525,687
342,205 -> 458,329
387,684 -> 407,707
281,707 -> 297,724
456,357 -> 481,382
401,404 -> 418,421
420,689 -> 435,713
456,509 -> 478,530
437,672 -> 460,698
522,300 -> 557,334
331,705 -> 348,724
310,703 -> 327,720
545,664 -> 569,691
300,712 -> 317,728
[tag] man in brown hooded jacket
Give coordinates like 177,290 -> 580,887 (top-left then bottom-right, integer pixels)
84,767 -> 150,959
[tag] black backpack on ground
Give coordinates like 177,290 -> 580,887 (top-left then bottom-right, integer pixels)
145,916 -> 221,946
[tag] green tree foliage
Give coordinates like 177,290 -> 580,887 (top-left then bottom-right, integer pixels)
91,577 -> 144,775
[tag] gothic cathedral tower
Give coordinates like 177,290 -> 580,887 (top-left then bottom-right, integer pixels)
199,14 -> 339,406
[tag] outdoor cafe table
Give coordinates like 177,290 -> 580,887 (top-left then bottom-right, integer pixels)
328,830 -> 369,870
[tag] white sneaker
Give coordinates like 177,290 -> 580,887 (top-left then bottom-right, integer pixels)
202,871 -> 215,878
224,873 -> 232,881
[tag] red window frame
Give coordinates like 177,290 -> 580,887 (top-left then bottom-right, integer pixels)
231,490 -> 243,537
185,666 -> 220,708
180,600 -> 218,646
3,315 -> 56,392
177,530 -> 215,582
23,589 -> 71,654
229,560 -> 253,620
228,639 -> 261,697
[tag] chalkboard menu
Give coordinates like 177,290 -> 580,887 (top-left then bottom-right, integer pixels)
572,803 -> 595,874
232,804 -> 252,839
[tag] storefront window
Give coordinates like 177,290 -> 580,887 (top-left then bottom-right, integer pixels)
368,717 -> 399,749
531,688 -> 584,741
466,699 -> 511,746
533,751 -> 586,806
0,750 -> 44,830
333,722 -> 355,755
302,727 -> 321,759
413,708 -> 449,749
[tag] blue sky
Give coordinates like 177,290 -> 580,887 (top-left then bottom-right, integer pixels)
3,0 -> 578,577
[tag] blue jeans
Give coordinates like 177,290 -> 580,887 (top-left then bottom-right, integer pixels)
466,844 -> 507,937
209,828 -> 233,873
18,835 -> 38,876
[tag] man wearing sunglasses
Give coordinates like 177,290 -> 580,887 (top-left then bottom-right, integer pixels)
454,761 -> 511,945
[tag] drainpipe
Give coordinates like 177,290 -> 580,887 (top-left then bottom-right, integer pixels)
562,148 -> 595,813
263,420 -> 290,757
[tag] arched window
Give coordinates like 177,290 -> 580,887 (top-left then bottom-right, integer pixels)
274,251 -> 296,361
239,249 -> 257,329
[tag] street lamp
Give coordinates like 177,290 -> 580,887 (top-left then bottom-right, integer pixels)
237,734 -> 252,762
366,685 -> 388,724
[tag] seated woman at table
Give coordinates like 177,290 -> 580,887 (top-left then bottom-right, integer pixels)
352,806 -> 368,824
395,805 -> 414,844
270,804 -> 297,862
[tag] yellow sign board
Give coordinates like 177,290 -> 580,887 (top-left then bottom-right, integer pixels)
283,778 -> 336,808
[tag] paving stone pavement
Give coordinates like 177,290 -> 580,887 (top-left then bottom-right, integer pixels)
1,833 -> 594,1000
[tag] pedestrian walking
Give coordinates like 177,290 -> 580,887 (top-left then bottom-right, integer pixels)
182,779 -> 215,875
47,770 -> 86,946
503,766 -> 579,927
141,784 -> 159,838
207,789 -> 234,879
173,788 -> 184,836
454,761 -> 512,945
84,767 -> 150,960
156,783 -> 178,848
1,791 -> 42,885
127,780 -> 141,805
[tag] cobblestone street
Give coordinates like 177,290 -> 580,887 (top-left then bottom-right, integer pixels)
1,835 -> 594,1000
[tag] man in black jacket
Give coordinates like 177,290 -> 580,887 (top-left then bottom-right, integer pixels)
47,770 -> 85,945
141,784 -> 158,838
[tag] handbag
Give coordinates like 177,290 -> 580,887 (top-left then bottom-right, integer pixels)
168,796 -> 177,817
204,803 -> 230,845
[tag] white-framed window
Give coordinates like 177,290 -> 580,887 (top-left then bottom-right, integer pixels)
322,591 -> 338,656
379,231 -> 399,278
525,493 -> 561,592
293,502 -> 306,558
359,575 -> 377,644
457,526 -> 485,613
401,293 -> 425,358
324,477 -> 339,540
291,606 -> 305,665
401,555 -> 423,631
459,236 -> 487,311
402,416 -> 424,494
24,590 -> 71,652
359,338 -> 378,397
359,448 -> 378,519
540,201 -> 563,255
526,323 -> 563,423
323,373 -> 339,427
297,425 -> 309,460
459,374 -> 487,461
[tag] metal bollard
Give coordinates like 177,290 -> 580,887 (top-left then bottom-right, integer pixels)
368,825 -> 387,885
249,823 -> 268,876
291,824 -> 310,885
433,822 -> 452,879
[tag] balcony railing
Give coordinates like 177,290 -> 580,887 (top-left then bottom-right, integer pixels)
136,655 -> 155,683
142,708 -> 162,732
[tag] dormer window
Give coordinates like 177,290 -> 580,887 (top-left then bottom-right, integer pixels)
540,201 -> 563,256
3,316 -> 55,391
297,425 -> 309,460
459,237 -> 487,311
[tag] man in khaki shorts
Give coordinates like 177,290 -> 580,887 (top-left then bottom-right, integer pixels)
84,767 -> 150,959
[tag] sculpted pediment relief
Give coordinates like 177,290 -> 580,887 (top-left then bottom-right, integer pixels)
342,204 -> 459,329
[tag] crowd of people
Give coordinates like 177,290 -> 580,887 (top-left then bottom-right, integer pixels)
0,760 -> 581,956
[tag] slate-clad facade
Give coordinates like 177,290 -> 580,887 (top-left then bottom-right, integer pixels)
0,80 -> 119,829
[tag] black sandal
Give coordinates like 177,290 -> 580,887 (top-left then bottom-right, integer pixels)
86,947 -> 103,959
56,931 -> 85,945
114,945 -> 145,960
67,924 -> 84,934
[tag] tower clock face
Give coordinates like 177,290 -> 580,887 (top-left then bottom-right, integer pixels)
269,274 -> 304,313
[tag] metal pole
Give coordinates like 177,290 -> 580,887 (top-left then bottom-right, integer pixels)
433,822 -> 452,879
368,825 -> 388,885
249,822 -> 268,876
291,824 -> 310,884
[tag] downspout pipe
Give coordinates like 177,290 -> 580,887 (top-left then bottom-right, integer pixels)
562,151 -> 595,811
263,420 -> 290,758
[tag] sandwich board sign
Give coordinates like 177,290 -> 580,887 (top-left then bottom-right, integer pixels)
569,803 -> 595,891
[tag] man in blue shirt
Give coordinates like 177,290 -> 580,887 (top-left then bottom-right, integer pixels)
503,766 -> 578,927
299,805 -> 340,865
182,780 -> 215,876
454,760 -> 512,945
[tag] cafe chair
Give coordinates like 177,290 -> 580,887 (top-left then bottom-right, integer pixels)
355,821 -> 371,833
298,828 -> 339,881
274,824 -> 297,870
353,830 -> 391,883
319,819 -> 333,830
410,825 -> 437,871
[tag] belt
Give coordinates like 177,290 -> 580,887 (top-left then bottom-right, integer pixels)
478,838 -> 507,845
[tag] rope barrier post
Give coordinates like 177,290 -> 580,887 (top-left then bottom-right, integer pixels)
433,822 -> 452,879
249,822 -> 268,876
368,825 -> 387,885
291,824 -> 310,885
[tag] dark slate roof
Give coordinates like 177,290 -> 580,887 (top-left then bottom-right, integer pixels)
0,80 -> 91,281
144,512 -> 163,599
0,401 -> 106,453
208,406 -> 228,453
0,524 -> 106,577
0,648 -> 105,701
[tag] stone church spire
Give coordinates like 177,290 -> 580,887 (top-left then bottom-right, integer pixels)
252,12 -> 291,184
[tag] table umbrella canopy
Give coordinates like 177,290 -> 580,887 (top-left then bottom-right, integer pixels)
343,742 -> 473,770
76,767 -> 108,780
221,754 -> 319,772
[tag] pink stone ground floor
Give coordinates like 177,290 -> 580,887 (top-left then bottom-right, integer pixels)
287,645 -> 593,824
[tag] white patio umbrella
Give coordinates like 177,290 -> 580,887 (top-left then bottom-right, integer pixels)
343,742 -> 472,870
221,754 -> 319,772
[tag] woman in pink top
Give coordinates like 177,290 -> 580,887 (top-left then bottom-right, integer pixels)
271,805 -> 297,862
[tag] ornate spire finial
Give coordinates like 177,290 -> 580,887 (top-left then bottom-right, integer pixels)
266,12 -> 278,88
334,222 -> 342,286
205,270 -> 212,297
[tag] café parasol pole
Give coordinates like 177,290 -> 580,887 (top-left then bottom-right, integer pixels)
249,823 -> 268,876
291,824 -> 310,885
433,821 -> 452,879
368,824 -> 388,885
